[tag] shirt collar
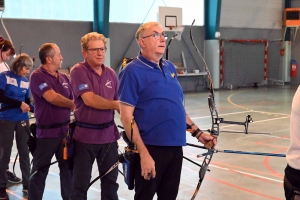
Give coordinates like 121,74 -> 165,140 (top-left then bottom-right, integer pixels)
137,52 -> 163,70
83,60 -> 106,74
39,65 -> 58,77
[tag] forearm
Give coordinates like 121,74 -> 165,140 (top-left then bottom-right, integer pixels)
0,89 -> 22,107
85,93 -> 119,110
186,114 -> 200,131
119,103 -> 149,155
49,93 -> 73,109
120,116 -> 149,153
186,114 -> 204,138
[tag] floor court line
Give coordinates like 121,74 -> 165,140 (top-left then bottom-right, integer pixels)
182,159 -> 282,183
6,190 -> 27,200
181,166 -> 282,200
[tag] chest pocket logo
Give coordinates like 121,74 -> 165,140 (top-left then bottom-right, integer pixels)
62,82 -> 69,89
105,80 -> 112,88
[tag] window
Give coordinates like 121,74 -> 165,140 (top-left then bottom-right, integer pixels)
2,0 -> 93,21
110,0 -> 204,26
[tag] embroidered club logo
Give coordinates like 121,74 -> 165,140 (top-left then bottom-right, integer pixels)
78,84 -> 89,91
39,83 -> 48,90
105,80 -> 112,88
171,73 -> 175,78
62,82 -> 69,88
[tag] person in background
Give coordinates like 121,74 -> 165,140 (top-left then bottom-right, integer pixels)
0,54 -> 33,199
284,86 -> 300,200
0,37 -> 23,185
69,32 -> 119,200
28,43 -> 74,200
118,22 -> 217,200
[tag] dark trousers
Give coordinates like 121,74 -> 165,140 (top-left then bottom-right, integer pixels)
70,140 -> 119,200
284,164 -> 300,200
0,120 -> 30,188
134,145 -> 183,200
28,137 -> 72,200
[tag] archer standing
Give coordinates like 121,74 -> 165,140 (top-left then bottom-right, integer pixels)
69,32 -> 119,200
0,54 -> 33,199
118,21 -> 217,200
0,36 -> 23,185
284,86 -> 300,199
28,43 -> 75,200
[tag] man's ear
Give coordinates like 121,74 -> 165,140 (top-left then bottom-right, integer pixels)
82,50 -> 87,59
139,38 -> 146,48
46,56 -> 52,64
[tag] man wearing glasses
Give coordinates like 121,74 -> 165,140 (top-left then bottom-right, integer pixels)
69,32 -> 120,199
118,22 -> 216,200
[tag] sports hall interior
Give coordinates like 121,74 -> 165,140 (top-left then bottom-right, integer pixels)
2,0 -> 300,199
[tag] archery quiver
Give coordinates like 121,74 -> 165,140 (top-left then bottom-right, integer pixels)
26,122 -> 36,155
119,130 -> 138,190
65,120 -> 76,171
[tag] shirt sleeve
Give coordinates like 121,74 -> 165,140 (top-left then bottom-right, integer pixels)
110,68 -> 119,101
0,89 -> 22,106
30,72 -> 52,98
0,73 -> 6,91
118,69 -> 139,107
70,66 -> 93,98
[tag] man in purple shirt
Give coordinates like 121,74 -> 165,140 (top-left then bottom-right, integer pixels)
69,32 -> 120,200
28,43 -> 75,200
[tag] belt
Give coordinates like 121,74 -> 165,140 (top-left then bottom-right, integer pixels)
75,119 -> 114,130
36,120 -> 70,129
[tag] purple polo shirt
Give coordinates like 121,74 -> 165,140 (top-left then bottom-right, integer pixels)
30,66 -> 72,138
70,61 -> 119,144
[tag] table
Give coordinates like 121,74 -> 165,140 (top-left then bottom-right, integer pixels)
177,72 -> 207,91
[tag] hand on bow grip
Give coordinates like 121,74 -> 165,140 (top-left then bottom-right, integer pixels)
186,124 -> 217,149
203,129 -> 218,149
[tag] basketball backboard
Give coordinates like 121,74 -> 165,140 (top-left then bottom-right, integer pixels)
158,6 -> 182,32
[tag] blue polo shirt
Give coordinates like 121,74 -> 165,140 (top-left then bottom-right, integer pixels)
118,53 -> 186,146
30,66 -> 72,138
0,71 -> 30,121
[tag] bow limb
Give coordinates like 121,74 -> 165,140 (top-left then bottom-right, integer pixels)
189,19 -> 220,199
87,130 -> 119,189
29,161 -> 58,180
88,161 -> 120,189
191,149 -> 214,200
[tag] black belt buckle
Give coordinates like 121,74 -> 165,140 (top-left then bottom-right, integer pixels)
103,123 -> 108,128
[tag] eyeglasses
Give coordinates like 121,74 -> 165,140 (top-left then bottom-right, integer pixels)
142,32 -> 168,40
86,47 -> 107,53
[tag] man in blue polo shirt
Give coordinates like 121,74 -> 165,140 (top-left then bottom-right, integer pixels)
118,22 -> 217,200
29,43 -> 75,200
69,32 -> 119,200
